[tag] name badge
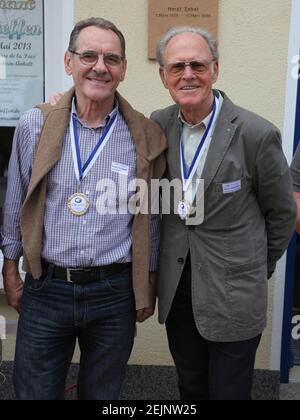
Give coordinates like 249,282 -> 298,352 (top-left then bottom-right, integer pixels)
111,162 -> 129,176
222,180 -> 241,194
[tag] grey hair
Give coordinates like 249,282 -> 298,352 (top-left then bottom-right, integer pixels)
156,26 -> 219,66
68,17 -> 126,59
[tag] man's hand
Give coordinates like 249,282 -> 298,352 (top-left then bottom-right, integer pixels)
49,92 -> 64,106
2,259 -> 23,313
136,272 -> 157,323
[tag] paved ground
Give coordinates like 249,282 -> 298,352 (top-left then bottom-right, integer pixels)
280,384 -> 300,400
0,363 -> 283,400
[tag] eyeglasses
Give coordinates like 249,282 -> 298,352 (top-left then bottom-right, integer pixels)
164,59 -> 215,76
69,50 -> 123,67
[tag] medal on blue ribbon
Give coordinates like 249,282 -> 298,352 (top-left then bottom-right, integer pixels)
178,200 -> 192,221
179,97 -> 219,220
68,109 -> 118,216
70,111 -> 118,181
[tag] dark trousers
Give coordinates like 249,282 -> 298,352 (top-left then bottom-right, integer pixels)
166,257 -> 261,400
14,266 -> 136,400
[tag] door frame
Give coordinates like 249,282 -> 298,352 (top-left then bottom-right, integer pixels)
44,0 -> 74,98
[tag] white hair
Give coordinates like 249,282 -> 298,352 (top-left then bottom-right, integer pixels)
156,26 -> 219,66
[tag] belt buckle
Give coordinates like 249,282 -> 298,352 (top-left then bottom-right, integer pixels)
66,268 -> 73,283
66,268 -> 92,283
66,268 -> 81,283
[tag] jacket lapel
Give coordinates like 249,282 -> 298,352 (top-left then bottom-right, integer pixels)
165,108 -> 182,181
24,88 -> 75,201
201,93 -> 238,193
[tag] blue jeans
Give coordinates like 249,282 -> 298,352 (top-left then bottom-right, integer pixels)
14,266 -> 136,400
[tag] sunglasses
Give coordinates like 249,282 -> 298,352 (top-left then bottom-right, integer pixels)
164,59 -> 215,76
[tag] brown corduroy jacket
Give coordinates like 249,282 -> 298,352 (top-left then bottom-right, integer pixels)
20,87 -> 167,310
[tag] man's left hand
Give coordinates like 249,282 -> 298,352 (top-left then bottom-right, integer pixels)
136,272 -> 157,323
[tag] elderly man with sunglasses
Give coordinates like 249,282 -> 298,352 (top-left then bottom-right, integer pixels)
151,27 -> 296,400
1,17 -> 166,400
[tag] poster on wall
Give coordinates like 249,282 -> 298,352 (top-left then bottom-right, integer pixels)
148,0 -> 218,60
0,0 -> 44,127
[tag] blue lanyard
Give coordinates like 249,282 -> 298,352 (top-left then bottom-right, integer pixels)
72,113 -> 117,181
180,97 -> 217,184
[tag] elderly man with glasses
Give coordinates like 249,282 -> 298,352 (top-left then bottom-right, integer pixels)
1,17 -> 166,400
151,27 -> 296,400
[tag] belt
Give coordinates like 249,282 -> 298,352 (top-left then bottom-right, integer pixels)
42,260 -> 132,284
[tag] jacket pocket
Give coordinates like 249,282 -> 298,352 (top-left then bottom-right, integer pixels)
225,261 -> 268,329
209,177 -> 255,227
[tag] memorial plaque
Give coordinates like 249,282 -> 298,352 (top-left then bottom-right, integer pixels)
0,0 -> 44,126
148,0 -> 218,60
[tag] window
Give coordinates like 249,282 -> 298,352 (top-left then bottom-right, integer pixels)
0,0 -> 73,288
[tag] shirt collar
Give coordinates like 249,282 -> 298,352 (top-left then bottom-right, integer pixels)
178,109 -> 212,129
71,97 -> 119,129
178,90 -> 220,129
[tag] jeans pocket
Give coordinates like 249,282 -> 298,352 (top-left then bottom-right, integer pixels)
105,270 -> 133,294
25,273 -> 49,292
